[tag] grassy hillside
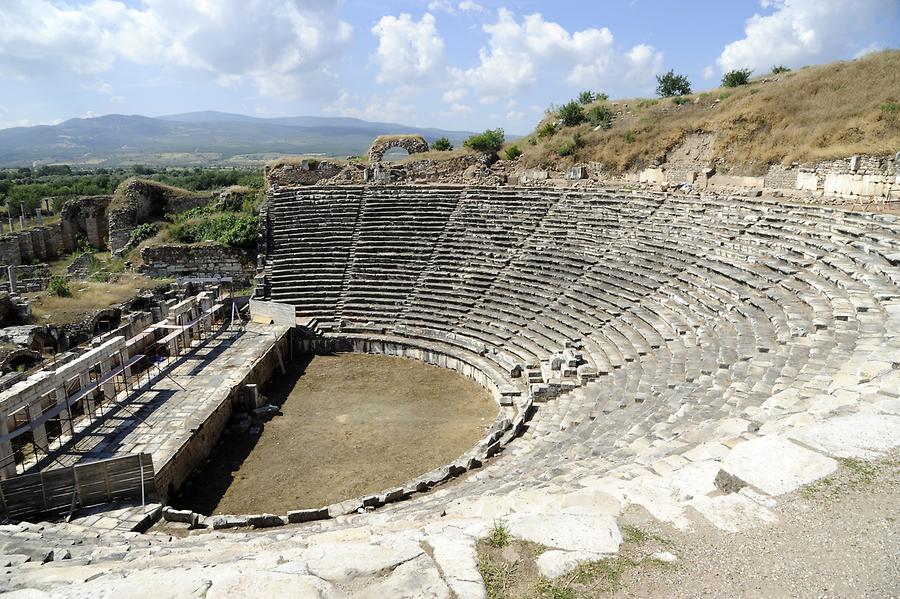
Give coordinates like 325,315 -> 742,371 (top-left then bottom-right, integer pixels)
515,50 -> 900,175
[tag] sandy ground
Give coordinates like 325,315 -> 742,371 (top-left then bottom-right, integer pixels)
174,353 -> 497,515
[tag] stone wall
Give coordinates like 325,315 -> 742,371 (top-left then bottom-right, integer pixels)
109,180 -> 212,254
265,160 -> 343,187
0,265 -> 50,293
139,242 -> 256,284
0,226 -> 64,267
60,196 -> 111,251
367,134 -> 429,163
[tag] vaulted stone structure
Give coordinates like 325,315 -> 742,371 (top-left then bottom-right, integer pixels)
367,134 -> 430,163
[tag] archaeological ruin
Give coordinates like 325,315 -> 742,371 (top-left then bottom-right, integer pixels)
0,168 -> 897,596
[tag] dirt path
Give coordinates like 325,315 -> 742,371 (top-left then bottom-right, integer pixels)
175,353 -> 497,515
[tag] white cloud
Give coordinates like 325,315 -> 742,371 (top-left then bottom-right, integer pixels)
428,1 -> 455,14
702,65 -> 715,79
371,13 -> 445,85
0,0 -> 353,100
330,91 -> 417,122
717,0 -> 895,73
442,88 -> 468,103
450,9 -> 662,103
458,1 -> 486,13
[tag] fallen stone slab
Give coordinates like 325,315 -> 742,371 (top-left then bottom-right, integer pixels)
301,540 -> 423,582
350,554 -> 450,599
162,507 -> 199,528
506,513 -> 622,554
287,508 -> 330,524
716,435 -> 837,496
688,493 -> 778,533
207,571 -> 337,599
788,414 -> 900,459
247,514 -> 284,528
537,550 -> 604,579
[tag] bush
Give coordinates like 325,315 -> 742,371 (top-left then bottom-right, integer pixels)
527,137 -> 538,146
578,90 -> 595,105
129,222 -> 159,245
49,277 -> 71,297
587,105 -> 613,129
504,145 -> 522,160
558,101 -> 585,127
172,213 -> 259,248
771,65 -> 790,74
656,70 -> 691,97
463,128 -> 505,154
431,137 -> 453,151
672,96 -> 690,106
721,68 -> 752,87
536,122 -> 557,139
557,133 -> 583,157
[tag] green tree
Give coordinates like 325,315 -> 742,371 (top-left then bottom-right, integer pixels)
587,105 -> 613,129
577,90 -> 595,105
656,70 -> 691,97
558,101 -> 586,127
771,65 -> 790,74
431,137 -> 453,151
463,129 -> 505,154
503,145 -> 522,160
721,68 -> 752,87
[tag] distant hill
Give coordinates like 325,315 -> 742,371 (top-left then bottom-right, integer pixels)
0,111 -> 476,167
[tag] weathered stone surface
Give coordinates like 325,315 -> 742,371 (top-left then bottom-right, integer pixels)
287,508 -> 330,524
247,514 -> 284,528
536,550 -> 603,579
207,571 -> 337,599
301,540 -> 423,581
368,135 -> 430,163
350,555 -> 450,599
506,513 -> 622,554
687,493 -> 778,533
788,414 -> 900,459
717,436 -> 838,496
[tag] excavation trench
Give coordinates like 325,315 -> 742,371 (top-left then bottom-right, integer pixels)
172,352 -> 497,515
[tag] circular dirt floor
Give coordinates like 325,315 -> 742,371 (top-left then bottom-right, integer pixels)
174,353 -> 497,515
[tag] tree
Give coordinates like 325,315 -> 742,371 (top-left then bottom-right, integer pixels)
656,70 -> 691,97
463,129 -> 505,154
721,68 -> 752,87
578,90 -> 595,105
771,65 -> 790,74
503,145 -> 522,160
431,137 -> 453,151
587,105 -> 613,129
558,101 -> 586,127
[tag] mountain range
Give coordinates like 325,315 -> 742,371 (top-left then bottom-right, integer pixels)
0,111 -> 477,167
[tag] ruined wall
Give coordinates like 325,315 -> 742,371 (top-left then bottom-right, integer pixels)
367,135 -> 429,163
265,160 -> 343,187
109,180 -> 212,254
0,226 -> 64,267
60,196 -> 112,251
139,242 -> 256,284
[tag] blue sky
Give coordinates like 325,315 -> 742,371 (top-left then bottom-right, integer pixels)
0,0 -> 897,132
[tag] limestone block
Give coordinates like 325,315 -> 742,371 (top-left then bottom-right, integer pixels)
537,550 -> 603,579
301,540 -> 423,582
787,414 -> 900,459
207,571 -> 338,599
287,508 -> 330,524
350,554 -> 451,599
506,513 -> 622,554
716,436 -> 837,496
687,493 -> 778,533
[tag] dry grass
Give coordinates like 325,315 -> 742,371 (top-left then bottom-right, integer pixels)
519,50 -> 900,174
371,133 -> 428,145
27,274 -> 168,325
266,156 -> 355,168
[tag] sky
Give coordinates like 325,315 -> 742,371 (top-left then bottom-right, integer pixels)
0,0 -> 897,132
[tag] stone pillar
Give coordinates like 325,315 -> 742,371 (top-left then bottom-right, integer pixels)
35,209 -> 43,226
27,402 -> 48,452
7,265 -> 16,294
0,410 -> 17,479
99,358 -> 116,403
78,371 -> 95,414
55,387 -> 74,438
